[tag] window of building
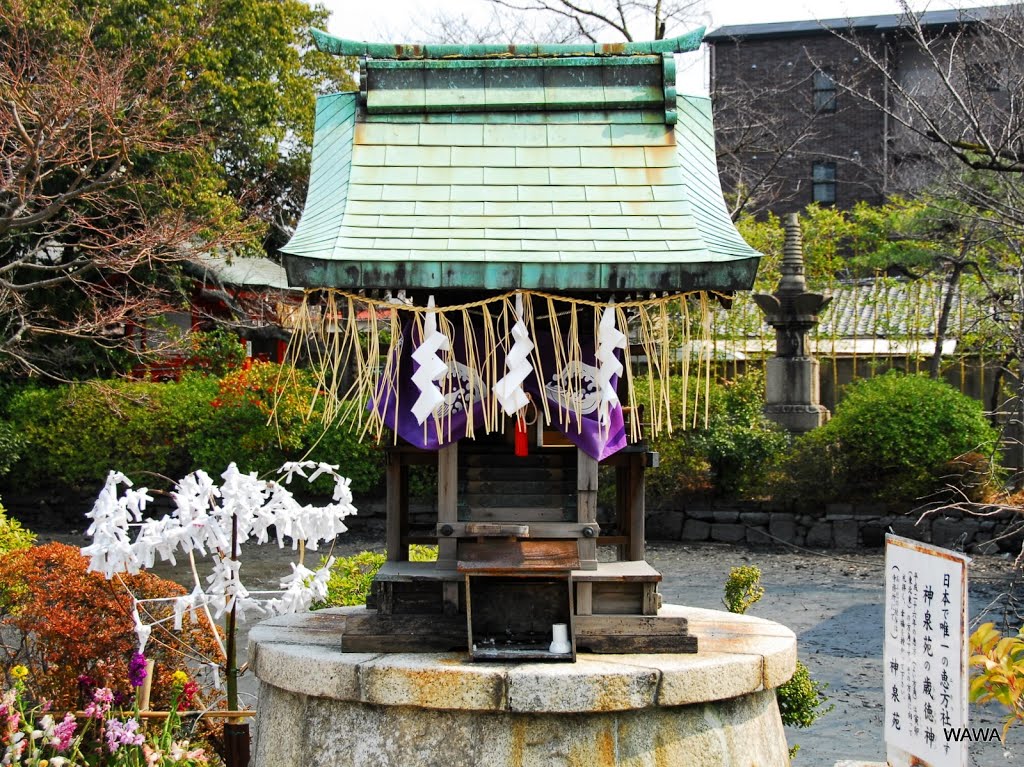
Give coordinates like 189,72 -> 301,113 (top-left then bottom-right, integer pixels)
812,162 -> 837,204
813,69 -> 837,112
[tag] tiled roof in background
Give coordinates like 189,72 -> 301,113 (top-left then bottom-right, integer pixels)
718,278 -> 991,342
188,253 -> 295,292
704,5 -> 1000,41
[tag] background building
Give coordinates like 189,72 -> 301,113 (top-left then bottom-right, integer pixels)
704,7 -> 1009,214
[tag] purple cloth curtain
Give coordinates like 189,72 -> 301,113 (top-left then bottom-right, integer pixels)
370,318 -> 627,460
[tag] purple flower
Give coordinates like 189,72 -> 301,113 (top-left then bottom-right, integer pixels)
128,652 -> 148,688
105,717 -> 144,753
77,674 -> 96,704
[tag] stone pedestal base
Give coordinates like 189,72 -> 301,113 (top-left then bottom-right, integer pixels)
764,403 -> 831,433
248,605 -> 797,767
765,357 -> 830,433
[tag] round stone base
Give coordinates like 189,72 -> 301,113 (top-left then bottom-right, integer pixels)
249,605 -> 796,767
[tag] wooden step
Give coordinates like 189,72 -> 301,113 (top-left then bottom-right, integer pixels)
574,614 -> 697,653
438,521 -> 599,539
460,507 -> 572,522
570,561 -> 662,582
340,611 -> 466,653
464,467 -> 567,481
333,609 -> 698,654
465,492 -> 571,508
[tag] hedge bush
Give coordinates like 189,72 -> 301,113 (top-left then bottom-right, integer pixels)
638,370 -> 788,503
312,545 -> 438,609
6,377 -> 216,490
185,361 -> 382,495
0,502 -> 35,555
776,371 -> 1001,503
3,362 -> 384,497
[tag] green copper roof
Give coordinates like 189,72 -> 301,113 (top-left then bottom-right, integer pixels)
282,89 -> 761,294
674,95 -> 755,260
361,55 -> 678,121
310,27 -> 705,59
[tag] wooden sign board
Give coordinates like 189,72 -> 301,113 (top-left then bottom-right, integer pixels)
884,534 -> 970,767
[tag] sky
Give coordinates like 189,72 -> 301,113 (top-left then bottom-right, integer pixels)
317,0 -> 1006,93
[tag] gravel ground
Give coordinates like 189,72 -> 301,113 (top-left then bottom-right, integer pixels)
39,530 -> 1022,766
646,541 -> 1018,766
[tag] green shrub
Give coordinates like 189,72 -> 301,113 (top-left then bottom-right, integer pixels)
777,660 -> 834,730
721,564 -> 831,758
776,371 -> 1001,503
639,370 -> 788,503
0,502 -> 34,555
6,377 -> 217,490
315,550 -> 385,608
186,328 -> 248,377
313,545 -> 438,609
723,565 -> 765,615
4,364 -> 385,496
186,361 -> 383,494
0,421 -> 24,478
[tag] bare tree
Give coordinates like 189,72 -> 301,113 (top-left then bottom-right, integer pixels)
413,5 -> 580,44
834,2 -> 1024,228
712,67 -> 870,217
0,3 -> 251,376
832,4 -> 1024,476
416,0 -> 704,45
485,0 -> 703,41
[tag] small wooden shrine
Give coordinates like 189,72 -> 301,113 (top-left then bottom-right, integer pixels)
281,28 -> 762,659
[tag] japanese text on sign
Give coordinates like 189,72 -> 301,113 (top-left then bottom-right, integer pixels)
884,534 -> 969,767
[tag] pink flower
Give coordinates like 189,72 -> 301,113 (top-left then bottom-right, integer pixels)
52,712 -> 77,750
169,740 -> 208,762
94,687 -> 113,704
83,686 -> 114,719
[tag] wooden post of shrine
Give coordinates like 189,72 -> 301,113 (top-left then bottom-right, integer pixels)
438,442 -> 460,614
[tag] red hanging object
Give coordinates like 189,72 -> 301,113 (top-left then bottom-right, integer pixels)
514,414 -> 529,457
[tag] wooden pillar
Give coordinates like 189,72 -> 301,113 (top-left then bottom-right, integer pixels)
436,443 -> 458,568
615,464 -> 629,562
628,452 -> 645,561
437,443 -> 460,614
576,449 -> 598,571
385,452 -> 407,562
398,465 -> 409,555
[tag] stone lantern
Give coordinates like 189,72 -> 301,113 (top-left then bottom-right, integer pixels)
752,213 -> 831,432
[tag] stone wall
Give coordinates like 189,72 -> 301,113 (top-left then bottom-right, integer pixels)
645,501 -> 1022,554
341,499 -> 1021,554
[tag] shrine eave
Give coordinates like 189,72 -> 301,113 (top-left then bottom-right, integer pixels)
283,255 -> 760,294
310,27 -> 706,60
